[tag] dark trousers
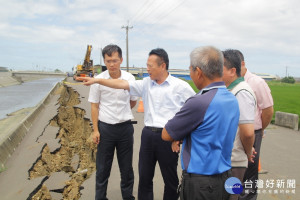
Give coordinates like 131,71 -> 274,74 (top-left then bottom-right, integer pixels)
230,167 -> 247,200
239,129 -> 263,200
95,121 -> 135,200
138,127 -> 179,200
180,170 -> 231,200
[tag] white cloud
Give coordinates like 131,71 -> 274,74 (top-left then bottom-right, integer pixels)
0,0 -> 299,76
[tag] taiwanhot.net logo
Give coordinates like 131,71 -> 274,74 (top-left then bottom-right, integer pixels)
225,177 -> 243,194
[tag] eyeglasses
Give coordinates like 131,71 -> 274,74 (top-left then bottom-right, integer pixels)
147,62 -> 165,68
105,59 -> 121,64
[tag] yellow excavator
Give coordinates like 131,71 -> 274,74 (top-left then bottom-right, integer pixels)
73,45 -> 93,80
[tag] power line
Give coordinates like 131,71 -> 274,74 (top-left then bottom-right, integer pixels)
114,0 -> 179,45
132,0 -> 177,31
112,0 -> 187,68
129,0 -> 152,23
135,0 -> 187,36
149,0 -> 187,26
132,0 -> 169,25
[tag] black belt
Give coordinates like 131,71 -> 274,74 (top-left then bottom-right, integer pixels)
182,170 -> 229,178
100,120 -> 137,126
145,126 -> 163,132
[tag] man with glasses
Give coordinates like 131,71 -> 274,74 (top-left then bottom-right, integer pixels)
78,48 -> 195,200
88,44 -> 138,200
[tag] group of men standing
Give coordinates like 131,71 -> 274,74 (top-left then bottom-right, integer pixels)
78,44 -> 273,200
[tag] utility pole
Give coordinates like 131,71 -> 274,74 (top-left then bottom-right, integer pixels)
100,47 -> 102,65
122,22 -> 133,72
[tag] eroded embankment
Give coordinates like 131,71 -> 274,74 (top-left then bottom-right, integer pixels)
27,85 -> 96,200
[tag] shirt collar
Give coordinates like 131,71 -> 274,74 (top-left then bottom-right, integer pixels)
107,70 -> 123,80
227,77 -> 244,90
198,81 -> 226,95
151,73 -> 171,86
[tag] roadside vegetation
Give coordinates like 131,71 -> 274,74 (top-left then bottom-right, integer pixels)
267,80 -> 300,126
187,80 -> 199,93
0,166 -> 6,173
281,76 -> 296,84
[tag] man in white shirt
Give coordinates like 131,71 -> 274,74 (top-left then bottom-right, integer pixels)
88,44 -> 138,200
78,48 -> 195,200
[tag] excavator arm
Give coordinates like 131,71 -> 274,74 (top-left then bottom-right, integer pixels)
74,45 -> 94,80
83,45 -> 93,67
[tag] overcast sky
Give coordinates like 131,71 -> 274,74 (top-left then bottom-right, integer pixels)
0,0 -> 299,77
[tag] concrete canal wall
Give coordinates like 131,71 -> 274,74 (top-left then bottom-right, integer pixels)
0,71 -> 66,87
0,80 -> 64,169
0,72 -> 22,87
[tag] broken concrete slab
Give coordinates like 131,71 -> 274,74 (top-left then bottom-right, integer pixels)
45,171 -> 70,191
37,125 -> 60,141
80,171 -> 96,199
49,191 -> 63,200
71,154 -> 80,171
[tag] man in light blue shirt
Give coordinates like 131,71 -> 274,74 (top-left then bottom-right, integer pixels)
78,48 -> 195,200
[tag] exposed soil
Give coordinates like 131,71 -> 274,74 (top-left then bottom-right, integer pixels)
28,85 -> 96,200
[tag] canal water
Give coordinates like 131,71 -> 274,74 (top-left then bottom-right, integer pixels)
0,77 -> 64,120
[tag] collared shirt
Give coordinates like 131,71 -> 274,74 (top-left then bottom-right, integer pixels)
227,77 -> 244,90
244,70 -> 274,130
229,79 -> 256,167
88,70 -> 138,124
129,74 -> 195,127
165,81 -> 240,175
228,77 -> 256,124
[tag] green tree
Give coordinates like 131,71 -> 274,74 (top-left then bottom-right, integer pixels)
54,69 -> 62,73
281,76 -> 295,84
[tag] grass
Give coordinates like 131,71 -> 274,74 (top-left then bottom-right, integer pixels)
187,80 -> 199,93
267,81 -> 300,126
0,165 -> 6,173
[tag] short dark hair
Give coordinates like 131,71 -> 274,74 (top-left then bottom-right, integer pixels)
234,49 -> 244,62
149,48 -> 169,70
102,44 -> 122,59
222,49 -> 242,77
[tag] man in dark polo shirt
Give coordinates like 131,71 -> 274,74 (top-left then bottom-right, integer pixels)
162,46 -> 240,200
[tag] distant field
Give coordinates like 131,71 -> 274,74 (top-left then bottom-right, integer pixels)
267,81 -> 300,124
187,80 -> 300,127
187,80 -> 199,93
